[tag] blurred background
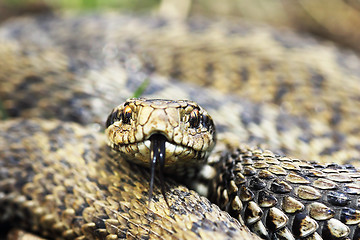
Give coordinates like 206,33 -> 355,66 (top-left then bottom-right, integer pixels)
0,0 -> 360,52
1,0 -> 360,53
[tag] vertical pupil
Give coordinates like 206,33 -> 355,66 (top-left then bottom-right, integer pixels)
190,109 -> 200,127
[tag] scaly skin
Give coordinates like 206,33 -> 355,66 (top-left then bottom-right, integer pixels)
0,119 -> 256,239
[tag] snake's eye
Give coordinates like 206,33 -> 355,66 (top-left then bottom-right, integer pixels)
122,105 -> 132,124
189,109 -> 200,128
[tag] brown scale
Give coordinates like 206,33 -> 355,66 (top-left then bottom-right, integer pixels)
210,147 -> 360,240
0,119 -> 255,239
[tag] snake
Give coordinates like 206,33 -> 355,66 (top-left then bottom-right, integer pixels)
105,98 -> 216,206
1,12 -> 360,240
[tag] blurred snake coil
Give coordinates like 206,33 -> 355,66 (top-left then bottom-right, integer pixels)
1,12 -> 360,240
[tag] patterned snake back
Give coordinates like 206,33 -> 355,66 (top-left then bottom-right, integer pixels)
0,13 -> 360,240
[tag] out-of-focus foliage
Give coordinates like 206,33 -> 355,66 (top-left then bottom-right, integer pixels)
1,0 -> 161,11
0,0 -> 161,24
1,0 -> 360,52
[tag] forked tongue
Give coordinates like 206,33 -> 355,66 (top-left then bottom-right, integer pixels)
149,134 -> 170,207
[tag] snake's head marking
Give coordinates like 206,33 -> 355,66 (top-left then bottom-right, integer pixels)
105,98 -> 216,170
105,98 -> 216,206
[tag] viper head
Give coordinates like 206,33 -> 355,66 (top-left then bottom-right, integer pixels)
105,98 -> 216,205
105,98 -> 216,170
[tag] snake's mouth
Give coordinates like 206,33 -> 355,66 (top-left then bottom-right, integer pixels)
145,132 -> 173,149
111,133 -> 204,168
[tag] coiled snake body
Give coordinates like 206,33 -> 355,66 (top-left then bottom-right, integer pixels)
1,13 -> 360,240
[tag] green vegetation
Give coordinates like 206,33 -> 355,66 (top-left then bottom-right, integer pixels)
0,101 -> 8,120
55,0 -> 160,11
132,78 -> 150,98
2,0 -> 161,11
